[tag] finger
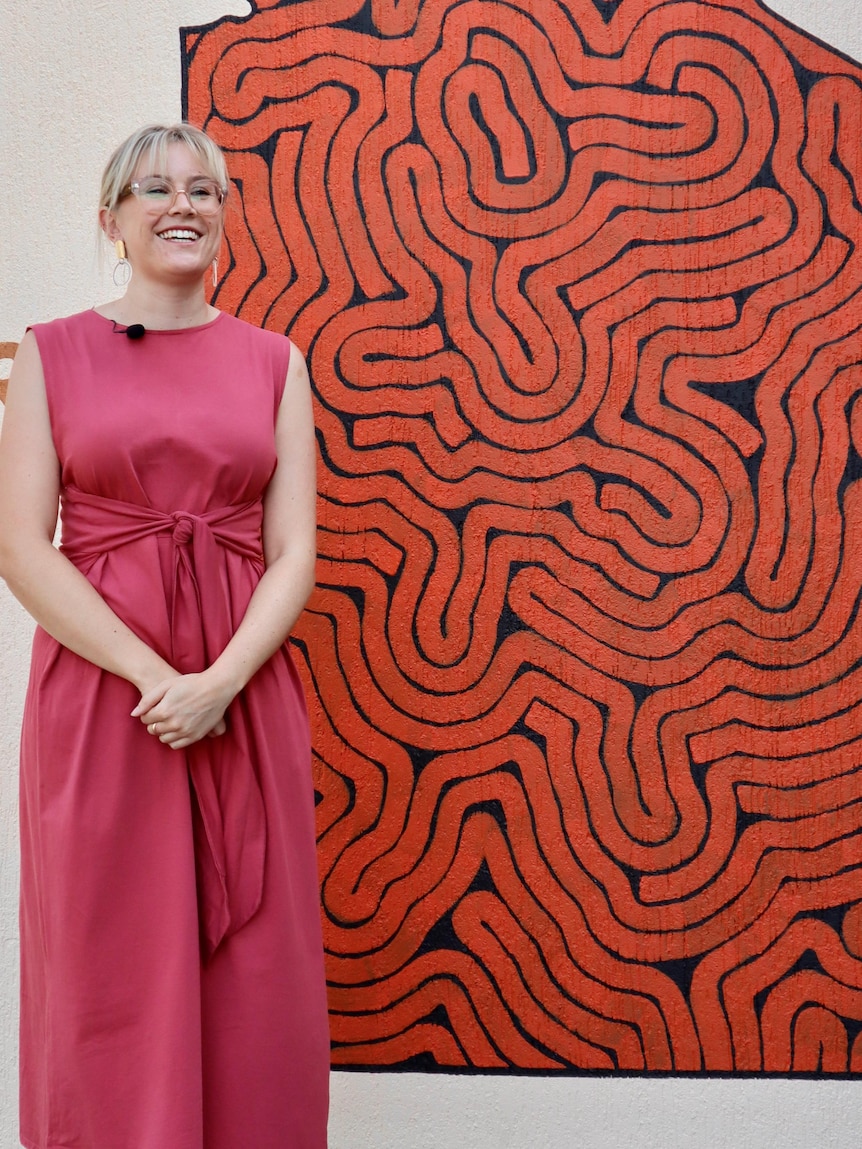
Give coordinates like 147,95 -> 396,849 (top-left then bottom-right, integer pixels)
139,695 -> 181,724
139,706 -> 166,725
132,682 -> 172,718
162,729 -> 201,749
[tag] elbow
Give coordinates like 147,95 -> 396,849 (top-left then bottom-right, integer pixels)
300,556 -> 317,611
0,523 -> 20,585
291,550 -> 316,615
0,523 -> 54,590
266,541 -> 316,606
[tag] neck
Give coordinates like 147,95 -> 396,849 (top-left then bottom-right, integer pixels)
102,279 -> 216,331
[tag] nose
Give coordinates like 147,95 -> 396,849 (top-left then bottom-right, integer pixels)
169,188 -> 196,212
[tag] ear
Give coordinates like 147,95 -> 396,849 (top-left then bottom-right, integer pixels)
99,206 -> 122,243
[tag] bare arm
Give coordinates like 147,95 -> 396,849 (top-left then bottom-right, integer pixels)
134,343 -> 317,747
0,331 -> 177,694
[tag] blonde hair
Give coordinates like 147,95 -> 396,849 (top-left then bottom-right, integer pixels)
100,123 -> 229,212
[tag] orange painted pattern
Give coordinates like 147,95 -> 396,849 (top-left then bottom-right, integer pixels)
184,0 -> 862,1072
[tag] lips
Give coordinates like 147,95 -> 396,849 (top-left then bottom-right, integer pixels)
157,229 -> 201,242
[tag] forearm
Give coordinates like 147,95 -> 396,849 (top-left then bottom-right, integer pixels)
203,340 -> 317,701
0,332 -> 172,693
1,539 -> 174,692
207,548 -> 315,695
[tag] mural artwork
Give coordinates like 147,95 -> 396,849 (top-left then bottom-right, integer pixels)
183,0 -> 862,1073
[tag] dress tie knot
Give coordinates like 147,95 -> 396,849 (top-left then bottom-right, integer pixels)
59,485 -> 268,957
171,513 -> 195,545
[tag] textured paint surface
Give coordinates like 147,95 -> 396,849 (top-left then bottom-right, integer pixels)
185,0 -> 862,1074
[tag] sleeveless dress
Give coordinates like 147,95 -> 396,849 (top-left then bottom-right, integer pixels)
18,310 -> 330,1149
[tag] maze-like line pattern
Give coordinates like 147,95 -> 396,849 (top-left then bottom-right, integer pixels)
184,0 -> 862,1072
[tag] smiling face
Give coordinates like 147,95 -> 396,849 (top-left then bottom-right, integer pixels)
100,141 -> 225,289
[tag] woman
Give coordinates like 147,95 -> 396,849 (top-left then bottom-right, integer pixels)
0,124 -> 330,1149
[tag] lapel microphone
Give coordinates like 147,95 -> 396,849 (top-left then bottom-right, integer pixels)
111,321 -> 147,339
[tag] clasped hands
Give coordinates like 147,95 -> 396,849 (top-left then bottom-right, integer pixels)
131,670 -> 235,750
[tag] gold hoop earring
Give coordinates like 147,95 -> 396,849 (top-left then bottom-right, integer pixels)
113,239 -> 131,287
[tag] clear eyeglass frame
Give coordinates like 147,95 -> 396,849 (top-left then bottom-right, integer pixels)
121,177 -> 227,215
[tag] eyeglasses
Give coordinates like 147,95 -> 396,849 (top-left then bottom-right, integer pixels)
121,177 -> 227,214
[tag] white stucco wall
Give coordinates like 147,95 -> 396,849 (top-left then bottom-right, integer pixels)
1,2 -> 861,1146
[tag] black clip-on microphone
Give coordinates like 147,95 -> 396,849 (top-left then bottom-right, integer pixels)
111,321 -> 146,340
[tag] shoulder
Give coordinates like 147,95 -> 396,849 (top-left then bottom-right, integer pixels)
29,309 -> 100,338
213,314 -> 301,411
214,313 -> 300,386
215,312 -> 292,354
28,310 -> 103,357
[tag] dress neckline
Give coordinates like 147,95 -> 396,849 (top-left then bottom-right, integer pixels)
89,308 -> 225,335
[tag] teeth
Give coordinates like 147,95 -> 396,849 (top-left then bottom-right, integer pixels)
158,229 -> 199,241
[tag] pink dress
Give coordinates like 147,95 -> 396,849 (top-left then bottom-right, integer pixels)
19,310 -> 330,1149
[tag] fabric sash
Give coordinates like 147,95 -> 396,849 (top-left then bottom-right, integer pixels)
60,484 -> 267,960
